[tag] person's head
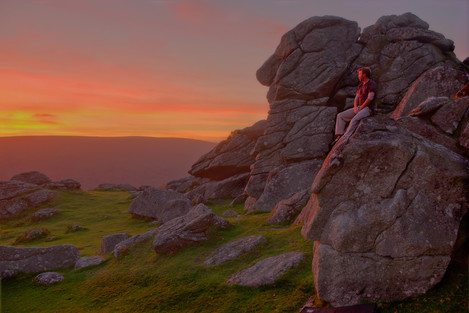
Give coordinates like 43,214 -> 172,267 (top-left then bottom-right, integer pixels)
358,67 -> 371,81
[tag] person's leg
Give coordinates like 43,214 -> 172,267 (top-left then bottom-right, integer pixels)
335,108 -> 356,136
343,107 -> 371,138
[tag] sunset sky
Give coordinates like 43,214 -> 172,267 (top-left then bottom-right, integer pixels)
1,0 -> 468,142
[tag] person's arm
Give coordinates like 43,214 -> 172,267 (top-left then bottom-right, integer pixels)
353,95 -> 359,113
359,91 -> 375,111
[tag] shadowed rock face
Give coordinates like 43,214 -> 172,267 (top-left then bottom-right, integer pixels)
301,116 -> 468,306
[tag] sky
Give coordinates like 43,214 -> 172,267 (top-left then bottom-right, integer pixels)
1,0 -> 468,142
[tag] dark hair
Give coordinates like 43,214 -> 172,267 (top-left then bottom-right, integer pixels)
358,67 -> 371,78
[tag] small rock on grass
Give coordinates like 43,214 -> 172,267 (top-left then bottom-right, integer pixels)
75,256 -> 106,270
34,272 -> 64,285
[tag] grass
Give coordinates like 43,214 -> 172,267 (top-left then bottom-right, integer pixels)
0,190 -> 467,312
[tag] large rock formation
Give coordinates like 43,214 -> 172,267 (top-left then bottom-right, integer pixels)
164,12 -> 469,308
301,116 -> 468,306
244,12 -> 465,214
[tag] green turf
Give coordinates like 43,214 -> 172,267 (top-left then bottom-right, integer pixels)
0,191 -> 467,312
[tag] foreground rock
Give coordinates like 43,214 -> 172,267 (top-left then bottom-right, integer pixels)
101,233 -> 130,254
301,116 -> 468,306
113,228 -> 159,258
75,256 -> 106,270
34,272 -> 64,285
204,235 -> 267,266
227,251 -> 304,287
185,173 -> 250,203
267,189 -> 311,225
129,188 -> 193,223
0,245 -> 79,273
153,204 -> 230,254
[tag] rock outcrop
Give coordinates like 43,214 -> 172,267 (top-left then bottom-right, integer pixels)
128,187 -> 193,223
0,171 -> 81,219
153,204 -> 230,254
227,251 -> 304,287
301,116 -> 468,306
0,245 -> 80,273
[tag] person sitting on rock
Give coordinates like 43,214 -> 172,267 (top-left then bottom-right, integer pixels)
332,67 -> 377,145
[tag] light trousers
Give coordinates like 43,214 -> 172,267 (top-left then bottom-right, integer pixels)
335,107 -> 371,138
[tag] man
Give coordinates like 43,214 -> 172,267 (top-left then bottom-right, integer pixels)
332,67 -> 377,145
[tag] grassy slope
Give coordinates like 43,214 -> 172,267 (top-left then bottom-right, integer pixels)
0,191 -> 467,312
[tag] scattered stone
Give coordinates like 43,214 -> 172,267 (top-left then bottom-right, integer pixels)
153,204 -> 230,254
30,208 -> 60,222
34,272 -> 64,285
75,256 -> 106,270
66,225 -> 85,233
14,228 -> 50,244
148,220 -> 159,227
222,210 -> 239,217
101,233 -> 130,254
11,171 -> 51,186
113,228 -> 159,258
205,235 -> 267,266
128,187 -> 193,223
0,245 -> 79,273
227,251 -> 304,287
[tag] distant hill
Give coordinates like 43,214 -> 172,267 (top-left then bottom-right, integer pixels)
0,136 -> 216,190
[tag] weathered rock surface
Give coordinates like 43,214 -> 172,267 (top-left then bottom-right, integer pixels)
267,189 -> 311,225
22,190 -> 57,207
222,210 -> 239,217
189,120 -> 267,180
185,173 -> 250,202
249,161 -> 322,212
0,181 -> 40,200
391,66 -> 467,119
1,269 -> 18,280
128,187 -> 193,223
165,176 -> 209,194
153,204 -> 230,254
113,228 -> 159,258
75,256 -> 106,270
227,251 -> 304,287
301,116 -> 468,306
34,272 -> 64,285
0,245 -> 79,273
11,171 -> 52,186
101,233 -> 130,254
204,235 -> 267,266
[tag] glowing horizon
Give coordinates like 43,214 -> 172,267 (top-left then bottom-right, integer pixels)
1,0 -> 468,142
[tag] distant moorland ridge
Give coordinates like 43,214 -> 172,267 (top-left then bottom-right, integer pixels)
0,136 -> 216,190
